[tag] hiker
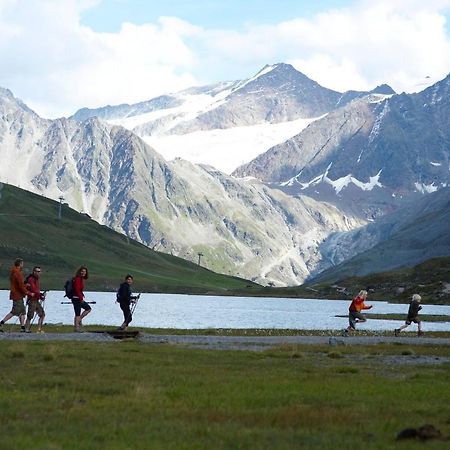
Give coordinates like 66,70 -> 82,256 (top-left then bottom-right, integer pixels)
24,266 -> 46,333
0,258 -> 32,332
71,266 -> 91,332
117,274 -> 139,331
395,294 -> 423,337
343,289 -> 373,335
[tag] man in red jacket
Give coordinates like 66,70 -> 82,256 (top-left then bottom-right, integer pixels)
0,258 -> 32,332
24,266 -> 46,333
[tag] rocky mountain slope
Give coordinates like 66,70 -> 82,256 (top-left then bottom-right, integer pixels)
0,87 -> 363,286
70,64 -> 394,174
309,186 -> 450,282
233,74 -> 450,218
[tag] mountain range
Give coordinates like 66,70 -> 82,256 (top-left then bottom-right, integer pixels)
0,63 -> 449,287
233,72 -> 450,219
71,63 -> 395,175
0,80 -> 362,286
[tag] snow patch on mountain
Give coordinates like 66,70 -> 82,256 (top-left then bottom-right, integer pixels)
143,117 -> 318,174
281,165 -> 383,194
108,91 -> 232,131
232,64 -> 277,92
415,182 -> 439,194
368,100 -> 390,145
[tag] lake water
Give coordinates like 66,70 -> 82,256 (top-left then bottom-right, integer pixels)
1,290 -> 449,331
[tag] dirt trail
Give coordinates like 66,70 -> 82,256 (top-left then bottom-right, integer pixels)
1,332 -> 450,351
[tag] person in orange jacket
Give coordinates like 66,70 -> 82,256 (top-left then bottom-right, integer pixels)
343,289 -> 373,335
0,258 -> 33,332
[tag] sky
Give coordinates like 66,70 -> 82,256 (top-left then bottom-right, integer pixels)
1,0 -> 450,118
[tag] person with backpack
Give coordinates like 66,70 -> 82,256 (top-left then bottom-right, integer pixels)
71,266 -> 91,332
116,274 -> 139,331
0,258 -> 32,332
24,266 -> 46,333
342,289 -> 373,335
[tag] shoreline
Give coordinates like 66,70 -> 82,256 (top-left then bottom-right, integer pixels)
1,330 -> 450,350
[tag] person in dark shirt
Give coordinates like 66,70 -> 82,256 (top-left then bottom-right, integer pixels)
117,274 -> 139,331
395,294 -> 423,336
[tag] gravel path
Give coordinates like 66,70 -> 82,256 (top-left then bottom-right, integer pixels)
1,332 -> 450,350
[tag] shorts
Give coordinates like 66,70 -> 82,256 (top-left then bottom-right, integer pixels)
406,316 -> 420,325
349,310 -> 366,329
10,299 -> 26,316
71,297 -> 91,317
27,301 -> 45,320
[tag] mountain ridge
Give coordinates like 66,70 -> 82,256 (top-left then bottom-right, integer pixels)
0,87 -> 364,286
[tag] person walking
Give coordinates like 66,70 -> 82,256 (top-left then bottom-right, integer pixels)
343,289 -> 373,335
24,266 -> 46,333
395,294 -> 423,337
71,266 -> 91,332
0,258 -> 32,332
116,274 -> 139,331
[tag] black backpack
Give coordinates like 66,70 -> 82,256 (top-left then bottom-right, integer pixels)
64,278 -> 74,299
116,283 -> 125,302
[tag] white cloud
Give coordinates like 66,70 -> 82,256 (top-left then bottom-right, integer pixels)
0,1 -> 201,117
1,0 -> 450,118
199,0 -> 450,93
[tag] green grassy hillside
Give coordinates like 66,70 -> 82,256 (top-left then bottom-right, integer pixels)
0,183 -> 257,293
303,256 -> 450,304
249,256 -> 450,304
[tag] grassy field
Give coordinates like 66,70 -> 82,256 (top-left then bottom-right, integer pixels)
0,340 -> 449,449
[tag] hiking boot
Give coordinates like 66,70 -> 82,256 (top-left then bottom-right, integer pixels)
342,329 -> 349,337
20,327 -> 26,333
394,329 -> 400,337
25,329 -> 31,333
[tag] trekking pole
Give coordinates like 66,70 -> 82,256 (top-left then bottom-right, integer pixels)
61,301 -> 96,304
131,294 -> 141,314
30,291 -> 47,331
128,294 -> 141,323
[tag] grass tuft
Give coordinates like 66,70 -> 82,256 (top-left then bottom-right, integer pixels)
401,349 -> 415,356
327,351 -> 344,359
9,343 -> 25,358
334,366 -> 359,374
